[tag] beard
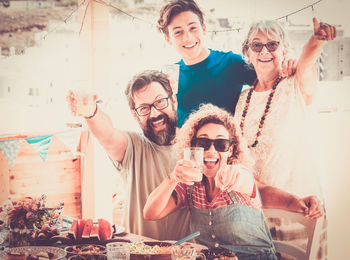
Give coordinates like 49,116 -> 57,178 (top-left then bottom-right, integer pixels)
142,113 -> 177,146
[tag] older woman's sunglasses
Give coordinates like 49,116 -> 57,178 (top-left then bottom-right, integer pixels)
191,138 -> 233,152
249,41 -> 280,52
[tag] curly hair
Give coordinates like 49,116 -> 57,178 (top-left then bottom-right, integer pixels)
175,104 -> 252,167
157,0 -> 204,36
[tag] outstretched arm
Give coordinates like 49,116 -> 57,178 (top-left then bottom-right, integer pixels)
257,181 -> 324,219
215,164 -> 255,196
143,172 -> 179,221
296,18 -> 337,105
66,90 -> 128,163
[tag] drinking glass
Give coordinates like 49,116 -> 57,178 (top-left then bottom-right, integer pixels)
106,242 -> 130,260
73,88 -> 97,117
183,147 -> 204,182
171,244 -> 206,260
66,79 -> 97,128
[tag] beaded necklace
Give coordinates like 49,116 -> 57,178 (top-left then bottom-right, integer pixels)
240,76 -> 285,148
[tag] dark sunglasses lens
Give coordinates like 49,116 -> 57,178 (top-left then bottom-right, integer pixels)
193,138 -> 211,150
266,41 -> 279,51
251,42 -> 263,52
214,140 -> 231,152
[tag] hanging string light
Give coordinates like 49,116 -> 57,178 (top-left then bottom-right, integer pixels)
2,0 -> 324,59
79,0 -> 91,35
276,0 -> 322,21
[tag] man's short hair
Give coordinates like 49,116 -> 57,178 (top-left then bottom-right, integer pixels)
125,70 -> 173,110
157,0 -> 204,36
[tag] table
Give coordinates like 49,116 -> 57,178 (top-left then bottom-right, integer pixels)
0,227 -> 158,260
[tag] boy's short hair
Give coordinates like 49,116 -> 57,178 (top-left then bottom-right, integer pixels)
157,0 -> 204,36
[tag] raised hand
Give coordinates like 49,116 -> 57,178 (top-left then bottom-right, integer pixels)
313,17 -> 337,41
169,159 -> 202,186
215,164 -> 255,195
66,90 -> 98,118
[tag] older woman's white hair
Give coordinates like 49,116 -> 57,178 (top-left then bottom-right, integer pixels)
242,20 -> 291,58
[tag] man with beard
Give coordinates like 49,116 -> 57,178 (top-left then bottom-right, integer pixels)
66,70 -> 190,240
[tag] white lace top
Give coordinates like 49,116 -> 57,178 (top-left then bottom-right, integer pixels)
234,76 -> 322,198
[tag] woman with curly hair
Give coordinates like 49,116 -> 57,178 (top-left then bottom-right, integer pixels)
144,103 -> 278,260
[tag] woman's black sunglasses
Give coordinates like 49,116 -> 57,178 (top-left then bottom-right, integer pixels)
191,138 -> 233,152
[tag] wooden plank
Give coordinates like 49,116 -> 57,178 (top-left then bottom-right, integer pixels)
0,133 -> 82,219
79,130 -> 95,219
0,148 -> 11,204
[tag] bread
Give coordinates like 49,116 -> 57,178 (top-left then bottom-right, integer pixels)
36,252 -> 50,258
5,251 -> 27,260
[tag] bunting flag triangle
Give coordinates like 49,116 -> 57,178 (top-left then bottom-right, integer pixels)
0,139 -> 22,168
25,135 -> 53,162
56,130 -> 82,157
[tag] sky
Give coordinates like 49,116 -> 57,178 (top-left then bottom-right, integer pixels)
197,0 -> 350,36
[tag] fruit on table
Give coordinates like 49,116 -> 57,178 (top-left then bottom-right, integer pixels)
77,219 -> 87,241
68,218 -> 114,241
82,219 -> 93,239
98,219 -> 112,241
34,224 -> 60,241
68,219 -> 79,240
90,223 -> 99,240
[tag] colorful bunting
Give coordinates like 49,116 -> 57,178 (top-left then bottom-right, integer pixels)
0,130 -> 81,167
0,139 -> 22,168
25,135 -> 53,162
56,130 -> 82,157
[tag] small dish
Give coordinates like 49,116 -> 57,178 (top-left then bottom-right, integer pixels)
0,246 -> 66,259
68,255 -> 107,260
65,244 -> 106,257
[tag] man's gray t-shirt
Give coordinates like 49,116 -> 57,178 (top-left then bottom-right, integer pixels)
113,131 -> 190,240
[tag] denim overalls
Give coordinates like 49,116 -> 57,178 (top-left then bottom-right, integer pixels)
188,186 -> 277,260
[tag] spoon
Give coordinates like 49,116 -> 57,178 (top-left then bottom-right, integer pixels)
174,231 -> 200,245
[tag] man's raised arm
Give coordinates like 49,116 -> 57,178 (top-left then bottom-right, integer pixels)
66,90 -> 128,163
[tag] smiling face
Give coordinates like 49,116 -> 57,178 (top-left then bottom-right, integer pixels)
247,30 -> 286,76
133,81 -> 177,145
194,123 -> 232,179
165,11 -> 209,65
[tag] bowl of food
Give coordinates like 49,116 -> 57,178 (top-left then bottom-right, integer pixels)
65,244 -> 106,258
201,248 -> 238,260
129,241 -> 172,260
68,255 -> 107,260
2,246 -> 66,260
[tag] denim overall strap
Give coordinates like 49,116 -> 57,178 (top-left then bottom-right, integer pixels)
188,188 -> 276,260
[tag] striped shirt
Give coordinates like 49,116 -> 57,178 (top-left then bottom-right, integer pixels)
174,180 -> 262,211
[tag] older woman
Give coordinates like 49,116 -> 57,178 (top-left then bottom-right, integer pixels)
144,104 -> 320,259
236,17 -> 336,198
234,18 -> 336,259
